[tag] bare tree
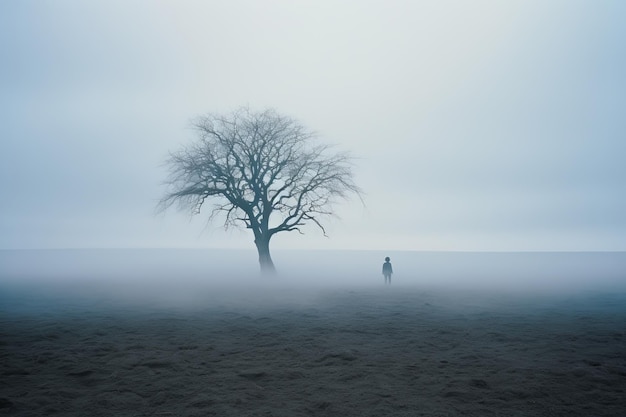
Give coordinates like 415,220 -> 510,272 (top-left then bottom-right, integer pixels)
159,107 -> 361,274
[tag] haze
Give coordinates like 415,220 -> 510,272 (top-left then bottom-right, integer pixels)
1,1 -> 625,252
1,250 -> 625,314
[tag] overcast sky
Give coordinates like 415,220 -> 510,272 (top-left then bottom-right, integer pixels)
1,1 -> 625,251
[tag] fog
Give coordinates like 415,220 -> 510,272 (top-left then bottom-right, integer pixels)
1,249 -> 625,314
2,2 -> 626,252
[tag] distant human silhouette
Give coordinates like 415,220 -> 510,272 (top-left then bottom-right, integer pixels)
382,256 -> 393,284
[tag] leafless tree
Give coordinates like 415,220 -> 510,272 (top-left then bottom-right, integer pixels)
159,107 -> 362,274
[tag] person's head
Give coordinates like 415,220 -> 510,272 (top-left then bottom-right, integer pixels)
385,256 -> 390,262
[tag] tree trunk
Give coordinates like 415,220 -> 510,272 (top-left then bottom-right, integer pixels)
254,236 -> 276,275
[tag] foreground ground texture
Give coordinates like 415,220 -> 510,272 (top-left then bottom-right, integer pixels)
1,286 -> 625,416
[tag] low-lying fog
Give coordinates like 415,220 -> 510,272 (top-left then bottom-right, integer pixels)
1,249 -> 625,312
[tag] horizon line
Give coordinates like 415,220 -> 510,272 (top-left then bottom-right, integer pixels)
1,247 -> 625,254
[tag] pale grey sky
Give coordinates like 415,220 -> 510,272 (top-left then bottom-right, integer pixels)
1,0 -> 625,251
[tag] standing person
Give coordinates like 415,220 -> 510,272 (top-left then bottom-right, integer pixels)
382,256 -> 393,284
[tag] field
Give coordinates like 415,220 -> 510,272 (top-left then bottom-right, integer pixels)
1,250 -> 625,416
